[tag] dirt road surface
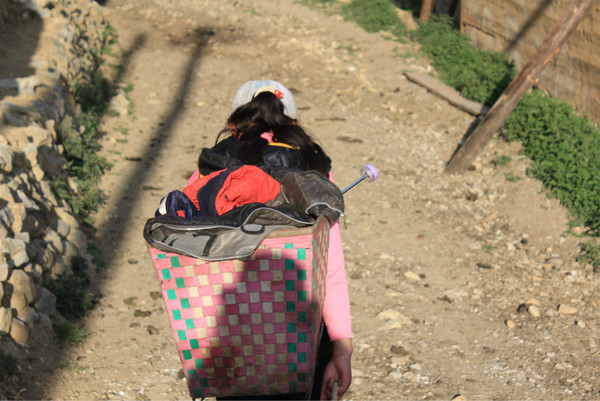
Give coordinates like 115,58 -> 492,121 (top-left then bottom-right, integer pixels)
20,0 -> 600,399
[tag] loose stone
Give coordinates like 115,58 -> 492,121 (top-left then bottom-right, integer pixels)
404,271 -> 420,281
527,305 -> 541,318
557,304 -> 577,315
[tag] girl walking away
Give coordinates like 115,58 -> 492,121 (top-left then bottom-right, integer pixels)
184,79 -> 353,400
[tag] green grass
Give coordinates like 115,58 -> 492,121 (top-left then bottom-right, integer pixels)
87,243 -> 105,269
504,173 -> 521,182
58,362 -> 85,371
412,15 -> 600,266
577,241 -> 600,272
53,112 -> 112,226
0,353 -> 18,380
296,0 -> 337,6
406,12 -> 600,242
52,322 -> 87,345
492,155 -> 512,167
122,83 -> 135,116
72,71 -> 113,117
45,273 -> 93,320
341,0 -> 407,39
299,0 -> 410,39
44,257 -> 93,320
394,50 -> 419,58
501,90 -> 600,233
51,23 -> 118,226
411,14 -> 515,106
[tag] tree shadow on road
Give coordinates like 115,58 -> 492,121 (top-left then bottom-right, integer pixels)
15,28 -> 153,400
36,21 -> 214,400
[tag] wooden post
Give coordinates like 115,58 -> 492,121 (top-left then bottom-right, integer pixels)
445,0 -> 595,174
420,0 -> 436,21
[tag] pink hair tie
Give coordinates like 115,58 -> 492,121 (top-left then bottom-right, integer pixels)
260,132 -> 275,143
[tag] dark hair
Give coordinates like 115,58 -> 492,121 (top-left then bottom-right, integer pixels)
219,91 -> 331,175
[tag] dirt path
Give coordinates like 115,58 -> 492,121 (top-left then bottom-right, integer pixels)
21,0 -> 600,400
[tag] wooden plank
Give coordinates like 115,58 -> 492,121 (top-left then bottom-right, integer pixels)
404,71 -> 490,116
445,0 -> 596,174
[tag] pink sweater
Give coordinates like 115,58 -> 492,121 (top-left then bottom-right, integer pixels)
187,169 -> 352,341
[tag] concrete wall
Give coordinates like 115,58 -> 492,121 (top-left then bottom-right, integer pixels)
460,0 -> 600,122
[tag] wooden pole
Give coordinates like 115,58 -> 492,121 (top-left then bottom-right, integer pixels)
445,0 -> 595,174
420,0 -> 436,21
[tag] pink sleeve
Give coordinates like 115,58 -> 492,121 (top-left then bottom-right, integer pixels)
188,169 -> 200,186
321,172 -> 352,341
322,221 -> 352,340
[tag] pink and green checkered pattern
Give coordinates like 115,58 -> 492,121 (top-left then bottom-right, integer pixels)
147,217 -> 329,398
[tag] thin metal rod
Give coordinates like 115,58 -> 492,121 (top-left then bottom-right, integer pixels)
342,175 -> 367,194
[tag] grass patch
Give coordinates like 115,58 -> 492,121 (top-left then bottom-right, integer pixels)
52,23 -> 117,226
122,83 -> 136,117
87,243 -> 105,269
45,272 -> 93,320
72,70 -> 113,117
341,0 -> 407,39
58,362 -> 85,371
44,257 -> 93,320
53,113 -> 112,226
410,14 -> 515,106
296,0 -> 337,6
404,10 -> 600,265
577,242 -> 600,272
394,50 -> 418,58
0,353 -> 18,380
405,10 -> 600,267
501,90 -> 600,234
492,155 -> 512,168
504,173 -> 521,182
52,322 -> 87,345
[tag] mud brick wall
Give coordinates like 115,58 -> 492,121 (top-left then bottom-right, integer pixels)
460,0 -> 600,122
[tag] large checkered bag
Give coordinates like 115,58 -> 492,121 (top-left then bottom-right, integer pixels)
147,216 -> 330,399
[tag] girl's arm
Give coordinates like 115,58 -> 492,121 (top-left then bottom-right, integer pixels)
322,221 -> 352,340
320,219 -> 353,400
320,338 -> 353,400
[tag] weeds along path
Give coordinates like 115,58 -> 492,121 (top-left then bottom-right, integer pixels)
29,0 -> 600,400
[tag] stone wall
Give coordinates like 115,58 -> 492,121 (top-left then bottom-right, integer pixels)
0,0 -> 107,360
460,0 -> 600,122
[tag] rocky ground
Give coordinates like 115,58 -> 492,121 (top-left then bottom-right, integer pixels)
5,0 -> 600,400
